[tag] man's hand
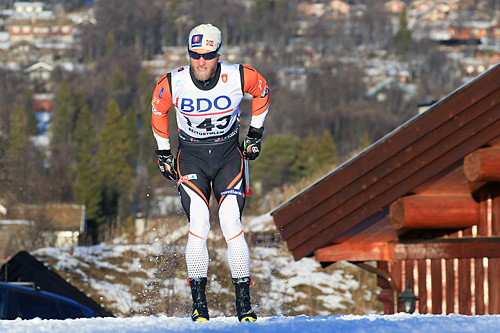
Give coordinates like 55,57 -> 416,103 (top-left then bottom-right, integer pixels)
156,150 -> 177,180
241,126 -> 264,160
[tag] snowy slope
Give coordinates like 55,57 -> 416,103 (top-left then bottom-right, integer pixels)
2,313 -> 500,332
30,214 -> 380,318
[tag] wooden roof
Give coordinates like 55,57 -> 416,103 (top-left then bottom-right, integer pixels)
0,251 -> 114,317
7,204 -> 85,231
271,62 -> 500,261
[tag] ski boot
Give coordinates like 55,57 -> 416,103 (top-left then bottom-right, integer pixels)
188,277 -> 209,321
233,277 -> 257,322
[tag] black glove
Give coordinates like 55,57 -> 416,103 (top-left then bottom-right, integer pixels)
156,150 -> 177,180
241,126 -> 264,160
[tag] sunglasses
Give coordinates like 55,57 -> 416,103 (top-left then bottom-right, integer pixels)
188,50 -> 219,60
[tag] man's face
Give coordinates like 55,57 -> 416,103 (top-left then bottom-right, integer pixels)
189,48 -> 220,81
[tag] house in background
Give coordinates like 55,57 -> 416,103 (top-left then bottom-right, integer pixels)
297,2 -> 325,17
366,77 -> 417,103
0,204 -> 86,259
385,0 -> 406,15
33,92 -> 54,112
9,39 -> 38,55
7,15 -> 74,46
24,61 -> 53,82
448,21 -> 500,40
0,250 -> 114,317
326,0 -> 350,19
12,2 -> 45,15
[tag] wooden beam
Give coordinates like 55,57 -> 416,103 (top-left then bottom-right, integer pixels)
389,195 -> 479,230
464,147 -> 500,182
315,237 -> 500,262
315,242 -> 394,262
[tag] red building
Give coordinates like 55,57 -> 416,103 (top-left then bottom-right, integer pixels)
448,22 -> 500,40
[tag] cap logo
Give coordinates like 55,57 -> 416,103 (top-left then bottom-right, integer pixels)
191,34 -> 203,48
206,39 -> 214,47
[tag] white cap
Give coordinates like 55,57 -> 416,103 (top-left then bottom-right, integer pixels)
188,24 -> 222,54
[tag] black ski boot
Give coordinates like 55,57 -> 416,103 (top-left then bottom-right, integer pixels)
188,277 -> 209,321
233,277 -> 257,322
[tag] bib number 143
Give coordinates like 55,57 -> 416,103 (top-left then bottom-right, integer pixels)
185,115 -> 231,132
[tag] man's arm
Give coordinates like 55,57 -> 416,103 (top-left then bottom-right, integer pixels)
240,65 -> 270,160
151,73 -> 173,150
241,65 -> 270,129
152,74 -> 177,180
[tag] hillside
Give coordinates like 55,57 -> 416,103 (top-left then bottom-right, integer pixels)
31,214 -> 382,318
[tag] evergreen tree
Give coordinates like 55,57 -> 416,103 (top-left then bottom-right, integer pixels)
105,31 -> 116,56
133,68 -> 156,217
73,103 -> 102,243
50,81 -> 76,146
394,6 -> 412,50
315,131 -> 338,170
74,142 -> 102,244
109,68 -> 132,114
291,133 -> 318,180
136,68 -> 153,125
136,68 -> 163,178
73,101 -> 96,154
124,107 -> 140,167
48,81 -> 80,202
72,90 -> 88,124
94,99 -> 133,239
5,104 -> 41,204
252,134 -> 302,192
23,88 -> 39,135
6,104 -> 29,159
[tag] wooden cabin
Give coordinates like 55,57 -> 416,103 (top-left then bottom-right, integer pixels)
271,62 -> 500,314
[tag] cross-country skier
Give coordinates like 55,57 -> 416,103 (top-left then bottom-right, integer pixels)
151,23 -> 270,322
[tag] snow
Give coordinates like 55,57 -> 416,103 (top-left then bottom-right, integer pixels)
7,218 -> 499,331
2,313 -> 500,332
245,213 -> 275,232
29,234 -> 373,317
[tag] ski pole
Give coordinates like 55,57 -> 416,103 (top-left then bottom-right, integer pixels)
244,159 -> 253,197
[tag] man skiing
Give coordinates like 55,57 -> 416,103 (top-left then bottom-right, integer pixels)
151,23 -> 270,322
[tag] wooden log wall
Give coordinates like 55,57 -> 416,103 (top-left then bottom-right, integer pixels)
464,148 -> 500,182
390,195 -> 479,230
378,184 -> 500,314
